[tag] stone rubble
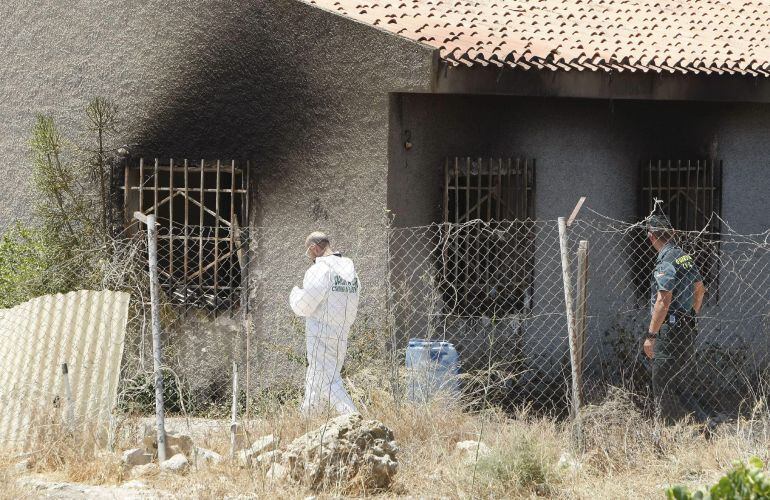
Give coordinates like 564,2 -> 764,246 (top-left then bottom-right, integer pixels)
193,446 -> 223,466
142,425 -> 194,459
122,448 -> 153,467
282,413 -> 398,490
121,415 -> 398,491
238,434 -> 280,466
160,453 -> 189,473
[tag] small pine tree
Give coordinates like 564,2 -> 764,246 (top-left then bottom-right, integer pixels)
0,97 -> 122,308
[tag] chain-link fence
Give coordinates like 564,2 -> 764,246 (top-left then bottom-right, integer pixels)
117,210 -> 769,418
1,206 -> 768,449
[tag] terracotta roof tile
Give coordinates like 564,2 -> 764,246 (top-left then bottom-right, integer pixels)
306,0 -> 770,76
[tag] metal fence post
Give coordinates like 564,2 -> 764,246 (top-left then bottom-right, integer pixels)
136,212 -> 167,462
61,362 -> 75,431
230,361 -> 239,458
558,217 -> 580,419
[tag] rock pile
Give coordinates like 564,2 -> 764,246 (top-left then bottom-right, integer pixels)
121,426 -> 222,476
282,413 -> 399,491
119,413 -> 399,491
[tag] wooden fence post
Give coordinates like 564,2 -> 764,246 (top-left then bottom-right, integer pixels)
558,217 -> 580,419
575,240 -> 589,408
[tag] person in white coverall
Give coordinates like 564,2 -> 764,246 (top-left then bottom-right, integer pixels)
289,232 -> 359,416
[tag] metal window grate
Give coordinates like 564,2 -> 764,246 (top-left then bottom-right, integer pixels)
440,157 -> 536,317
639,159 -> 722,303
122,159 -> 251,310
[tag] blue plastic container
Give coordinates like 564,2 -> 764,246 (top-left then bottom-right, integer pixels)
406,339 -> 460,403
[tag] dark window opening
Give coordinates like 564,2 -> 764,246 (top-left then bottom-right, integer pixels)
636,159 -> 722,304
440,157 -> 535,317
122,159 -> 250,311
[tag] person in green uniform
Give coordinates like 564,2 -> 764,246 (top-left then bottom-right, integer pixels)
643,216 -> 708,421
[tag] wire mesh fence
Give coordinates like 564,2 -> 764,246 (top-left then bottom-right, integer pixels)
1,206 -> 769,449
123,210 -> 769,420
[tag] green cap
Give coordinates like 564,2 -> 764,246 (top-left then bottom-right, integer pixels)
646,215 -> 673,236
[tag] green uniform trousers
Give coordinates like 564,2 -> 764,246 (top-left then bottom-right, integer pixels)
652,315 -> 708,422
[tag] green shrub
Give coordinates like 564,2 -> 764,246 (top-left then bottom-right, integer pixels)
666,457 -> 770,500
0,98 -> 120,310
0,223 -> 52,308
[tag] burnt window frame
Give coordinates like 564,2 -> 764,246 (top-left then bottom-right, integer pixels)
440,157 -> 536,318
122,158 -> 251,311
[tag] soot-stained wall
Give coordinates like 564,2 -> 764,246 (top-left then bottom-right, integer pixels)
388,94 -> 770,374
389,94 -> 770,232
1,0 -> 436,389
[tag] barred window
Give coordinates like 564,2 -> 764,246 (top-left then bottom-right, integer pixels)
440,157 -> 535,317
638,159 -> 722,303
122,159 -> 251,310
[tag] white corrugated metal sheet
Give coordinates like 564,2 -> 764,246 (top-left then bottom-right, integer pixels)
0,290 -> 130,451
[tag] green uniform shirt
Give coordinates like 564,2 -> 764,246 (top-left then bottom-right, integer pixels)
650,242 -> 703,315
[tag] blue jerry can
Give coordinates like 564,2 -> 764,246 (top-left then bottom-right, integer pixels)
406,339 -> 460,403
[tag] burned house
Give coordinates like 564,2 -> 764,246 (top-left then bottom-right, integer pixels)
1,0 -> 769,402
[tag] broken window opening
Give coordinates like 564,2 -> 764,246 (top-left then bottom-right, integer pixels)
440,157 -> 536,318
122,159 -> 250,311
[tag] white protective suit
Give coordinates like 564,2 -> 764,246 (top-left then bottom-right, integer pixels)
289,253 -> 360,415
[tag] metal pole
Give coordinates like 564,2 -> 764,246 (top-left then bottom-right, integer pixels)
230,362 -> 238,458
61,362 -> 75,431
146,213 -> 167,462
557,217 -> 579,419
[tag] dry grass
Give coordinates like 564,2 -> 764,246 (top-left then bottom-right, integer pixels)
5,384 -> 770,499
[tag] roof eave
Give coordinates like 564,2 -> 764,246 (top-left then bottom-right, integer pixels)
435,62 -> 770,103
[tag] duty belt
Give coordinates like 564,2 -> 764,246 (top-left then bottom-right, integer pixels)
667,311 -> 694,325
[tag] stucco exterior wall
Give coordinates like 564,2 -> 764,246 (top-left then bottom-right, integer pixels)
1,0 -> 436,390
388,94 -> 770,394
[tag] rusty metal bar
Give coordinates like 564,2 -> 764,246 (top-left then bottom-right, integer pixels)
531,159 -> 536,218
522,159 -> 528,219
153,159 -> 159,224
667,159 -> 672,227
443,158 -> 449,222
214,160 -> 221,311
182,160 -> 189,307
694,160 -> 700,229
454,157 -> 459,224
476,157 -> 482,220
487,158 -> 493,220
647,160 -> 653,216
709,159 -> 715,224
150,165 -> 242,173
685,160 -> 691,231
124,187 -> 247,194
199,159 -> 205,290
496,159 -> 503,219
229,160 -> 237,316
656,159 -> 662,215
523,159 -> 528,218
465,157 -> 471,223
452,156 -> 460,279
139,158 -> 145,215
512,158 -> 519,219
245,160 -> 251,229
168,158 -> 174,276
675,159 -> 682,230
